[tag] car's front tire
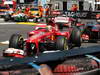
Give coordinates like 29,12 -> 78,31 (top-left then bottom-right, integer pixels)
4,15 -> 10,21
9,34 -> 24,50
56,36 -> 69,50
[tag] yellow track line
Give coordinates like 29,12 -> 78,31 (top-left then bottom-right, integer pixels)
17,22 -> 39,25
17,22 -> 47,26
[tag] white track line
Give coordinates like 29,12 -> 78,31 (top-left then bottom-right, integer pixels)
0,39 -> 26,45
37,24 -> 47,25
43,50 -> 60,53
0,40 -> 9,45
0,23 -> 16,25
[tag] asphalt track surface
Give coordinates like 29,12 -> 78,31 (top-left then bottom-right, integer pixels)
0,18 -> 100,57
0,18 -> 100,74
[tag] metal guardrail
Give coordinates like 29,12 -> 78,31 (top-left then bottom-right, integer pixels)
0,46 -> 100,75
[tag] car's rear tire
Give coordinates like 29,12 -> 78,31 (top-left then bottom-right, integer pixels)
56,36 -> 69,50
71,28 -> 81,47
9,34 -> 24,50
4,15 -> 10,21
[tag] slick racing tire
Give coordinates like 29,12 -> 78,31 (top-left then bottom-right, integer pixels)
9,34 -> 24,50
71,28 -> 81,47
14,17 -> 18,22
56,36 -> 69,50
4,15 -> 10,21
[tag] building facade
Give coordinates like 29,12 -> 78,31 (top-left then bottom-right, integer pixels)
16,0 -> 100,11
50,0 -> 96,11
95,0 -> 100,11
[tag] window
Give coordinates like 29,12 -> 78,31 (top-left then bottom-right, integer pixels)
96,4 -> 100,10
95,0 -> 100,10
54,3 -> 60,10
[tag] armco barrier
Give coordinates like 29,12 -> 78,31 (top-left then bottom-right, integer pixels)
1,46 -> 100,75
0,56 -> 100,75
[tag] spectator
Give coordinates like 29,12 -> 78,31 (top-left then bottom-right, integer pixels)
24,6 -> 30,14
38,6 -> 43,17
71,4 -> 78,11
43,5 -> 50,17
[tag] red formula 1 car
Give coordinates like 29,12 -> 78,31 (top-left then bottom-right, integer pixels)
82,21 -> 100,42
48,14 -> 83,44
3,16 -> 82,57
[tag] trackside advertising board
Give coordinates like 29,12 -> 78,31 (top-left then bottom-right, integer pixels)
51,10 -> 99,19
